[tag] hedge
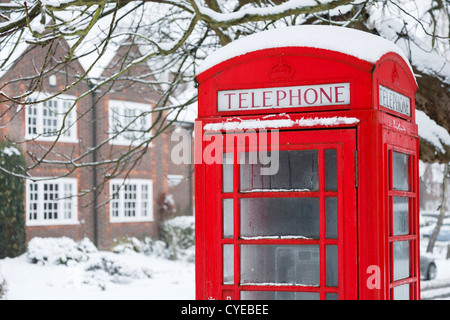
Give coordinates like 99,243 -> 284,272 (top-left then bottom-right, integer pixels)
0,142 -> 26,259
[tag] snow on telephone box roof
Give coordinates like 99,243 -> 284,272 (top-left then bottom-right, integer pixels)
197,25 -> 414,76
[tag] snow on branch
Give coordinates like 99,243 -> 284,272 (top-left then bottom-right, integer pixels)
417,109 -> 450,154
191,0 -> 356,26
368,0 -> 450,85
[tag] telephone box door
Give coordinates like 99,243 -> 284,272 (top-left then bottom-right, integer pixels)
202,128 -> 358,300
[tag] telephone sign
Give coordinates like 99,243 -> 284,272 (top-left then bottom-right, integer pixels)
218,83 -> 350,111
379,85 -> 411,117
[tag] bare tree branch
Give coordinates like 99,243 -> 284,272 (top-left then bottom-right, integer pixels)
0,0 -> 449,188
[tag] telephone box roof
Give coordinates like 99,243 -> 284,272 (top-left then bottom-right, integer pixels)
197,25 -> 414,76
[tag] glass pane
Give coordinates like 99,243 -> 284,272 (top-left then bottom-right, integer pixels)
393,197 -> 409,235
394,284 -> 410,300
326,245 -> 339,287
223,153 -> 233,193
241,291 -> 319,300
326,197 -> 338,239
240,198 -> 319,239
392,151 -> 410,191
240,245 -> 320,286
325,149 -> 337,191
393,241 -> 410,281
223,199 -> 234,238
223,245 -> 234,285
326,293 -> 339,300
240,150 -> 318,192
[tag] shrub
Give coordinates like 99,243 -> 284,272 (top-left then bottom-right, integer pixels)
84,255 -> 152,290
77,237 -> 99,255
0,143 -> 26,259
27,237 -> 97,266
111,236 -> 143,254
142,237 -> 170,258
112,236 -> 171,259
160,216 -> 195,261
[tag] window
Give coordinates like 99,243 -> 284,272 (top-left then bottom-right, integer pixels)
26,179 -> 78,226
109,179 -> 153,222
108,100 -> 152,146
216,130 -> 358,300
25,93 -> 77,142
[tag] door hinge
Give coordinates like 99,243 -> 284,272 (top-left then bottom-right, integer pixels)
355,150 -> 358,188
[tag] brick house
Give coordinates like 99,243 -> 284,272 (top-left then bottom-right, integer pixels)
0,36 -> 194,250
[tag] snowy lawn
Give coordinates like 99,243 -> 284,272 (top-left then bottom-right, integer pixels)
0,216 -> 196,300
0,250 -> 194,300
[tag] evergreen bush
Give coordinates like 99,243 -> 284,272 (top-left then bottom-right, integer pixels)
160,216 -> 195,261
111,236 -> 144,254
0,142 -> 26,259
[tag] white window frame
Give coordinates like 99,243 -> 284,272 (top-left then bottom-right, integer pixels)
25,92 -> 78,143
26,178 -> 78,226
109,179 -> 154,223
108,100 -> 153,146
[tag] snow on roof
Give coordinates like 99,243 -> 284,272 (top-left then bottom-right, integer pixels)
197,25 -> 413,75
0,32 -> 31,80
368,6 -> 450,85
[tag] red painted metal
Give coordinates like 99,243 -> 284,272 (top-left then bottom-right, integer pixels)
195,43 -> 419,300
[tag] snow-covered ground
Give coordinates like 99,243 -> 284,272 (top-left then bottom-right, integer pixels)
0,228 -> 449,300
2,243 -> 450,300
0,216 -> 197,300
0,237 -> 195,300
0,250 -> 194,300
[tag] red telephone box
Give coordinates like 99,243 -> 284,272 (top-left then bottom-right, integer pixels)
195,25 -> 419,300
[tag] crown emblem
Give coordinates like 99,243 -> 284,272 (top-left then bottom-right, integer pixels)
392,64 -> 400,85
269,58 -> 295,81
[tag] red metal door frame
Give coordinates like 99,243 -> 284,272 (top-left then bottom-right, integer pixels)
200,128 -> 357,300
383,130 -> 420,300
